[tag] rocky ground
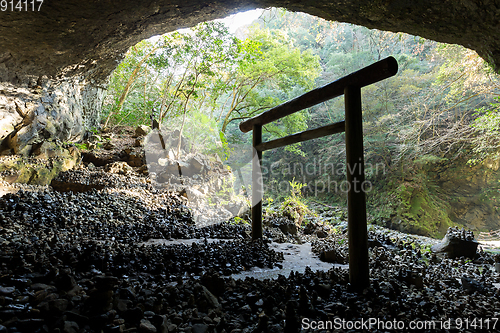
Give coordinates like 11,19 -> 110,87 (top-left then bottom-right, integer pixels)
1,127 -> 500,332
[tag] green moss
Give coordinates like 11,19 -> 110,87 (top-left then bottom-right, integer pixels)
29,163 -> 62,185
0,143 -> 80,186
409,192 -> 425,215
392,179 -> 453,237
0,158 -> 20,172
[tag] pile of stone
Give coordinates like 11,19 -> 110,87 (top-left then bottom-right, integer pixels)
431,226 -> 479,259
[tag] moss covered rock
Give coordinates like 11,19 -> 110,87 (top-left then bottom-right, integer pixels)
0,143 -> 80,186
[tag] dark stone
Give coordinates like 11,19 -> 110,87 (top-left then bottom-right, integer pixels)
367,238 -> 383,248
319,249 -> 343,263
186,156 -> 205,175
461,276 -> 486,293
126,150 -> 146,167
0,287 -> 15,295
117,287 -> 136,300
30,283 -> 57,292
200,285 -> 220,309
63,321 -> 80,333
272,217 -> 297,235
94,276 -> 119,291
51,169 -> 112,192
48,298 -> 69,313
82,150 -> 119,167
64,311 -> 90,325
315,229 -> 328,238
55,273 -> 77,291
16,319 -> 45,331
200,272 -> 226,297
139,319 -> 157,333
116,299 -> 132,313
124,307 -> 144,324
192,323 -> 209,333
397,270 -> 423,289
224,202 -> 250,218
303,222 -> 317,235
431,227 -> 478,259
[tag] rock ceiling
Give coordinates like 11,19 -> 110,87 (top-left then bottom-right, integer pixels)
0,0 -> 499,83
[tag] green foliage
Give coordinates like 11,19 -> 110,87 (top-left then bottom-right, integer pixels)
218,25 -> 321,142
280,178 -> 311,225
169,109 -> 222,155
74,143 -> 89,151
101,9 -> 500,236
253,10 -> 500,237
263,197 -> 276,216
413,154 -> 448,167
229,216 -> 250,226
468,98 -> 500,164
103,17 -> 321,160
103,21 -> 240,129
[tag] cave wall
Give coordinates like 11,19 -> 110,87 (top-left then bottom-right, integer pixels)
1,0 -> 499,153
0,78 -> 103,155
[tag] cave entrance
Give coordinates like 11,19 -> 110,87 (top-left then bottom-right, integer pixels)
101,8 -> 500,250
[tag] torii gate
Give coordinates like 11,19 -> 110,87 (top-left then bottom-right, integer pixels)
239,57 -> 398,290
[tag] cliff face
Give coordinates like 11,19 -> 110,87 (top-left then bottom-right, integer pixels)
0,78 -> 103,154
1,0 -> 499,152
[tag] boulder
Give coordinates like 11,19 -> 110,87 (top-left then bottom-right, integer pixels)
139,319 -> 157,333
186,187 -> 204,204
431,227 -> 478,259
179,156 -> 204,176
320,248 -> 346,264
81,150 -> 118,166
461,276 -> 486,293
271,217 -> 298,235
0,144 -> 80,186
134,125 -> 151,138
189,156 -> 204,174
125,150 -> 145,167
104,161 -> 134,175
159,161 -> 184,177
50,170 -> 105,193
224,202 -> 250,218
303,221 -> 318,235
315,228 -> 328,238
63,321 -> 79,333
32,141 -> 58,159
200,285 -> 220,309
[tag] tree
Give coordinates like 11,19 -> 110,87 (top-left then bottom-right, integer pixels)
217,26 -> 321,137
103,40 -> 159,128
103,21 -> 241,157
162,22 -> 240,157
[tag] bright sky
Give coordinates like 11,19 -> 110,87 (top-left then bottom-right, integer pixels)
148,9 -> 264,42
217,9 -> 264,33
